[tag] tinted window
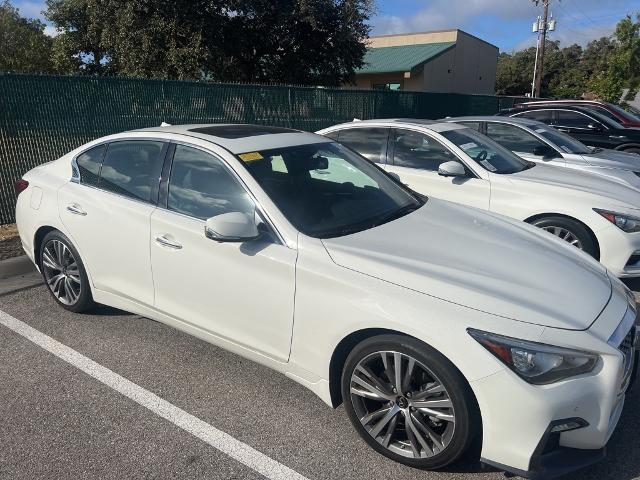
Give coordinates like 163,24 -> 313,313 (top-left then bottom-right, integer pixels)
485,123 -> 546,154
556,111 -> 599,129
392,129 -> 455,170
76,144 -> 106,187
516,110 -> 553,123
458,122 -> 481,131
533,125 -> 591,154
583,106 -> 619,123
238,142 -> 422,238
440,128 -> 531,174
337,128 -> 388,164
99,141 -> 165,202
168,145 -> 254,220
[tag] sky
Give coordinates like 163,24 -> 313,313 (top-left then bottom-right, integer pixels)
11,0 -> 640,52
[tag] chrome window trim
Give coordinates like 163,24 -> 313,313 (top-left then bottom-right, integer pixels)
161,140 -> 287,247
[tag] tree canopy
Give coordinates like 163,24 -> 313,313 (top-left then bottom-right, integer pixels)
0,0 -> 53,73
496,14 -> 640,103
41,0 -> 372,85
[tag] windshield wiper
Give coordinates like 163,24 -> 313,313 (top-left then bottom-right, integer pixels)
371,203 -> 421,227
320,203 -> 422,238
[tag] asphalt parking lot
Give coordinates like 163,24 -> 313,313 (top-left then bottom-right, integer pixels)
1,279 -> 639,480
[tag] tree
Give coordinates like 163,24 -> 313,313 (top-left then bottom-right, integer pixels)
44,0 -> 373,85
0,0 -> 53,73
589,14 -> 640,103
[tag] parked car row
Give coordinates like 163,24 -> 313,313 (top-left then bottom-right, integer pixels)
14,116 -> 640,480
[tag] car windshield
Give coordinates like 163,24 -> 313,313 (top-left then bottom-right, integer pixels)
531,125 -> 592,154
237,142 -> 424,239
440,128 -> 532,174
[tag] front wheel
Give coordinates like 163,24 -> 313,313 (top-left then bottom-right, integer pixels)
530,216 -> 598,259
341,335 -> 480,469
39,230 -> 95,312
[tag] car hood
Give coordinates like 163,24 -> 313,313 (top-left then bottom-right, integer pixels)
322,199 -> 611,331
510,164 -> 640,208
581,148 -> 640,170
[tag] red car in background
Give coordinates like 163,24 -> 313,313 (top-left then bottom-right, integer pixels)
514,100 -> 640,128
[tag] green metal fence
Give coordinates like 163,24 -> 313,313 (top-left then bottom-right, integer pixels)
0,73 -> 526,225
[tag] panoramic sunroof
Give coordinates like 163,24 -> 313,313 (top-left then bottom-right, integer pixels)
188,125 -> 297,139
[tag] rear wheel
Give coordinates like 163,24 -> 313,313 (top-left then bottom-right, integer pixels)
39,231 -> 95,312
531,216 -> 598,259
341,335 -> 479,469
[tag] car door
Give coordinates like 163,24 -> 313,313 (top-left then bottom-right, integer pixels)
484,122 -> 566,167
149,143 -> 296,362
58,139 -> 167,306
552,110 -> 610,148
385,128 -> 490,209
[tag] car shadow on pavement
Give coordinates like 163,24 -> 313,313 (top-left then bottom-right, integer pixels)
87,304 -> 133,317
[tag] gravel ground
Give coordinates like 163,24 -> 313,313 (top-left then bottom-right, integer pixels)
0,225 -> 22,261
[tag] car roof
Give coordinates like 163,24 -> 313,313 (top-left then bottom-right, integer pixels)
323,118 -> 466,133
517,100 -> 608,107
135,123 -> 328,154
500,104 -> 617,125
443,116 -> 545,127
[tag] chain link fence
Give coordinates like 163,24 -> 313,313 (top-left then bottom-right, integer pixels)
0,73 -> 526,224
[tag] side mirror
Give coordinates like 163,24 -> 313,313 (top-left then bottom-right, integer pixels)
204,211 -> 259,243
387,172 -> 402,182
438,161 -> 466,177
532,145 -> 559,159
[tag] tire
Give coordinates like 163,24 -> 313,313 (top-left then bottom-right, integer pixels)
39,230 -> 95,312
341,334 -> 480,470
622,147 -> 640,155
531,216 -> 598,259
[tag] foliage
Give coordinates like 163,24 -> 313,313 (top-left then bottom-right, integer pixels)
43,0 -> 373,85
496,14 -> 639,101
0,0 -> 53,73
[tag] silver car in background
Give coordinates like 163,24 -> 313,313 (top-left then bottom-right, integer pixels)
444,116 -> 640,190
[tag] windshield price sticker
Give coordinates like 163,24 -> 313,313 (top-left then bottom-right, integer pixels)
459,142 -> 478,150
239,152 -> 263,162
535,128 -> 547,133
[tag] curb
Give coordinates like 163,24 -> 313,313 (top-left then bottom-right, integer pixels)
0,255 -> 37,279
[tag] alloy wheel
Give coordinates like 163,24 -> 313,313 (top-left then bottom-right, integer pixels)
349,351 -> 456,459
41,239 -> 82,305
541,225 -> 583,249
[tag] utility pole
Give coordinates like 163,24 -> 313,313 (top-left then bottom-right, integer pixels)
531,0 -> 556,98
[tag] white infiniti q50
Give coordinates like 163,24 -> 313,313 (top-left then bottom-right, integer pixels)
15,124 -> 639,478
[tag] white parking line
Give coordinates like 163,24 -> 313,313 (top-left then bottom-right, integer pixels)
0,309 -> 310,480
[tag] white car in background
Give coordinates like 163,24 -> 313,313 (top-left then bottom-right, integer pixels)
318,119 -> 640,278
443,116 -> 640,190
15,124 -> 638,478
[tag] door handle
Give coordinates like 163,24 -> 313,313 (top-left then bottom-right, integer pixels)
154,234 -> 182,250
609,135 -> 627,140
66,203 -> 87,216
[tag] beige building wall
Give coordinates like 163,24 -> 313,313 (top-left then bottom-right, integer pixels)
351,30 -> 498,95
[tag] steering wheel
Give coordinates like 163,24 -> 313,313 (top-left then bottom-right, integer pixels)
475,150 -> 488,162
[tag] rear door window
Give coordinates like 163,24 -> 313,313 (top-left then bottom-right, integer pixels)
99,141 -> 165,203
556,111 -> 599,129
335,128 -> 389,164
76,144 -> 106,187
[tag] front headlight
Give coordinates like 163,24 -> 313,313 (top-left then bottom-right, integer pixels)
594,208 -> 640,233
468,329 -> 599,385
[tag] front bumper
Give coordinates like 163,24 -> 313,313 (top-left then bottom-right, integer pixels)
596,224 -> 640,278
473,327 -> 637,479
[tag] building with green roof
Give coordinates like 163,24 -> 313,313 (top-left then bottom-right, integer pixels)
349,29 -> 498,95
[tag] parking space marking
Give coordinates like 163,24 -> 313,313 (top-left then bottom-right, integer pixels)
0,309 -> 310,480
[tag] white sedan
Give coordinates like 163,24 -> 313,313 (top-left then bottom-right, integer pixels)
444,116 -> 640,190
15,124 -> 637,478
318,119 -> 640,277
